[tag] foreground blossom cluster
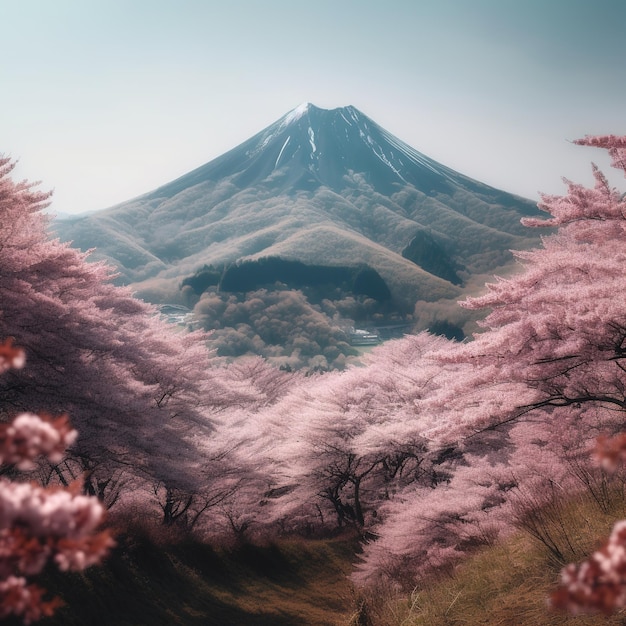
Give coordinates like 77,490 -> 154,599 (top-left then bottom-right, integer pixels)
0,338 -> 25,374
0,413 -> 77,471
595,433 -> 626,473
0,339 -> 112,624
551,519 -> 626,614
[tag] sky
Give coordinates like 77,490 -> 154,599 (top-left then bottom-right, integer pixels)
2,0 -> 626,215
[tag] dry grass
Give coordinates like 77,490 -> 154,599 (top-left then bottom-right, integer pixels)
36,477 -> 626,625
357,483 -> 626,626
39,530 -> 361,626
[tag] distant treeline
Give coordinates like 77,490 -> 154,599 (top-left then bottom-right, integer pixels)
182,257 -> 392,302
401,231 -> 463,286
181,265 -> 223,293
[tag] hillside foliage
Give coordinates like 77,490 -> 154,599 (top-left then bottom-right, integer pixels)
2,135 -> 626,621
183,258 -> 414,371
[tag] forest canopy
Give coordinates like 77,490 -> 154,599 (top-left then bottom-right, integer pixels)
183,257 -> 409,370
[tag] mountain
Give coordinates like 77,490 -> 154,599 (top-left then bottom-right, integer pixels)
53,103 -> 541,310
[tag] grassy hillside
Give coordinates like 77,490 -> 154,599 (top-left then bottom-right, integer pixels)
20,483 -> 626,626
355,486 -> 626,626
38,531 -> 361,626
25,469 -> 626,626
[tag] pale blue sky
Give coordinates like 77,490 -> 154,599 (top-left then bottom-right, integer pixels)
2,0 -> 625,214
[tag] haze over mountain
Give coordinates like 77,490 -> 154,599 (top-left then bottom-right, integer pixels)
53,103 -> 541,311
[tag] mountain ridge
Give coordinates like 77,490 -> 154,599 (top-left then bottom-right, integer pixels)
143,102 -> 534,201
53,103 -> 542,311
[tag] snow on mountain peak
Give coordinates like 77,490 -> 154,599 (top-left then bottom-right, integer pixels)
282,102 -> 312,125
245,103 -> 465,190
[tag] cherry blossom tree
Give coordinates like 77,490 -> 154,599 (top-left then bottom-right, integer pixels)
185,359 -> 302,539
348,135 -> 626,598
455,137 -> 626,428
351,411 -> 584,587
236,333 -> 456,535
0,156 -> 225,499
436,135 -> 626,611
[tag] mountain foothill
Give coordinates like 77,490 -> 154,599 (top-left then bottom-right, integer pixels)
53,103 -> 542,367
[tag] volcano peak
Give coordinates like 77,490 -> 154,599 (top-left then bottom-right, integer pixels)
281,101 -> 313,125
53,103 -> 541,312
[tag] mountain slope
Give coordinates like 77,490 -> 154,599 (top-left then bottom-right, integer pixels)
53,103 -> 541,308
